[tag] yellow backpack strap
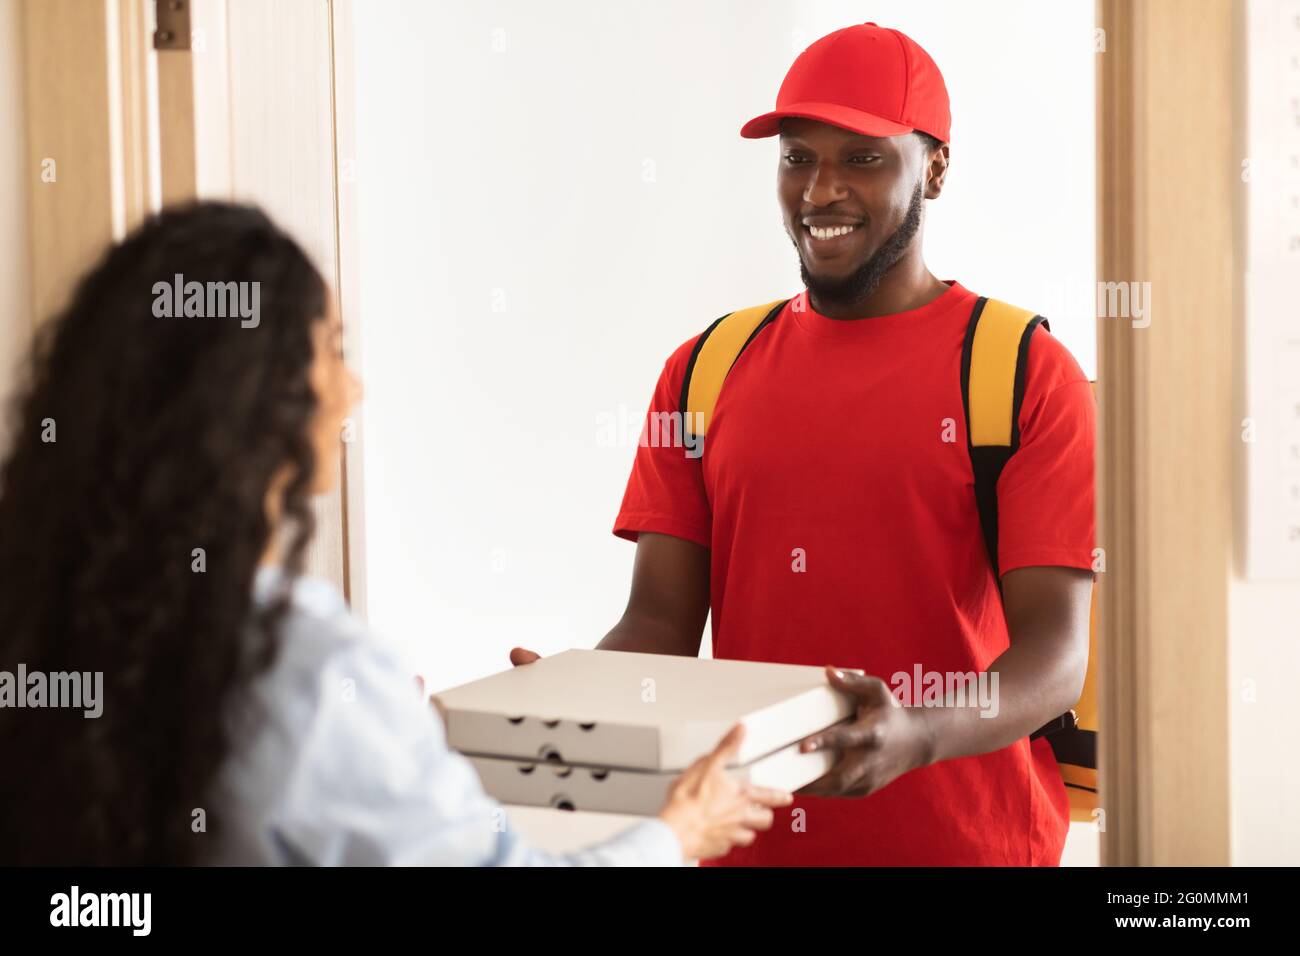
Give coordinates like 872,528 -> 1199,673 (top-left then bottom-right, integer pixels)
963,297 -> 1046,452
680,299 -> 788,441
963,298 -> 1101,799
961,296 -> 1048,581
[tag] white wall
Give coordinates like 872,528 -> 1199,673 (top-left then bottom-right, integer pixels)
1229,0 -> 1300,866
350,0 -> 1097,691
1229,579 -> 1300,864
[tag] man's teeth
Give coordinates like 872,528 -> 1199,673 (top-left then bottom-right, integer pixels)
807,224 -> 859,240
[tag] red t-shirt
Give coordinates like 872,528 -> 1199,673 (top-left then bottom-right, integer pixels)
613,280 -> 1096,866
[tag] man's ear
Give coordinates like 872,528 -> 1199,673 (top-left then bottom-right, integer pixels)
925,143 -> 950,199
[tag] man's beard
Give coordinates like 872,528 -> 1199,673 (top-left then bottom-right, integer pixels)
794,179 -> 925,310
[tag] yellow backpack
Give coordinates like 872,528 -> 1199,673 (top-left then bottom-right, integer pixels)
680,297 -> 1099,822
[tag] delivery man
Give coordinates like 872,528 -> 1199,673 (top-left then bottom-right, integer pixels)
515,21 -> 1095,866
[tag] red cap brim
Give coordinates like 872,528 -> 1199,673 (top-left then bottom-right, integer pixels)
740,101 -> 914,139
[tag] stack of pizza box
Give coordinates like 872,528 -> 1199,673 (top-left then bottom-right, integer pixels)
434,649 -> 854,815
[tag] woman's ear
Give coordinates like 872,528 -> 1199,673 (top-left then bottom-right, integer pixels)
925,143 -> 950,200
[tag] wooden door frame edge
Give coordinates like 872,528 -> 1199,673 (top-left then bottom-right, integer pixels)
1095,0 -> 1235,866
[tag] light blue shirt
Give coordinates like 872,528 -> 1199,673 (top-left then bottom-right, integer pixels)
210,567 -> 682,866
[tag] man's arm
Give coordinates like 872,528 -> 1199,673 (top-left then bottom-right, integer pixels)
914,564 -> 1093,762
799,565 -> 1093,797
598,531 -> 710,657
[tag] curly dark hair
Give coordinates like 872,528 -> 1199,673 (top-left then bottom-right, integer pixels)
0,201 -> 328,864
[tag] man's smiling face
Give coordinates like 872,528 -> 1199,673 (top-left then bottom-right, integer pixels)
778,118 -> 939,307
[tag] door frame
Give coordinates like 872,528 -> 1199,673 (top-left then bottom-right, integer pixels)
1095,0 -> 1235,866
17,0 -> 364,607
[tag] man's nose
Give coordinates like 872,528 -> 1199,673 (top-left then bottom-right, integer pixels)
803,161 -> 849,206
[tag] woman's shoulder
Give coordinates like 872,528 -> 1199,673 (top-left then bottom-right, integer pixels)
254,565 -> 348,618
250,566 -> 411,683
217,568 -> 435,864
254,566 -> 360,639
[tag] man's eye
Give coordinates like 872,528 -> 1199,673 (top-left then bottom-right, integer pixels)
783,153 -> 810,165
850,155 -> 880,165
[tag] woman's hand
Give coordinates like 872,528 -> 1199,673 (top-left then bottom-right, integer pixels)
510,651 -> 791,860
657,724 -> 792,861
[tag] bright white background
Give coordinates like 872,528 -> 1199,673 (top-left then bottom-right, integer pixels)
350,0 -> 1097,691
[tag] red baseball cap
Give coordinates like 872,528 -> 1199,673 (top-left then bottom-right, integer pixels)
740,22 -> 951,143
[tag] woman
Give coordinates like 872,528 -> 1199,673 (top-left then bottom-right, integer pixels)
0,202 -> 789,865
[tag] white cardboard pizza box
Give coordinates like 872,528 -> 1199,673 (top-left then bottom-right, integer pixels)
468,733 -> 843,816
434,648 -> 855,771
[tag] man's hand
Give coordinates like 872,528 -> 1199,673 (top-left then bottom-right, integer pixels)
796,667 -> 935,798
509,647 -> 541,666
